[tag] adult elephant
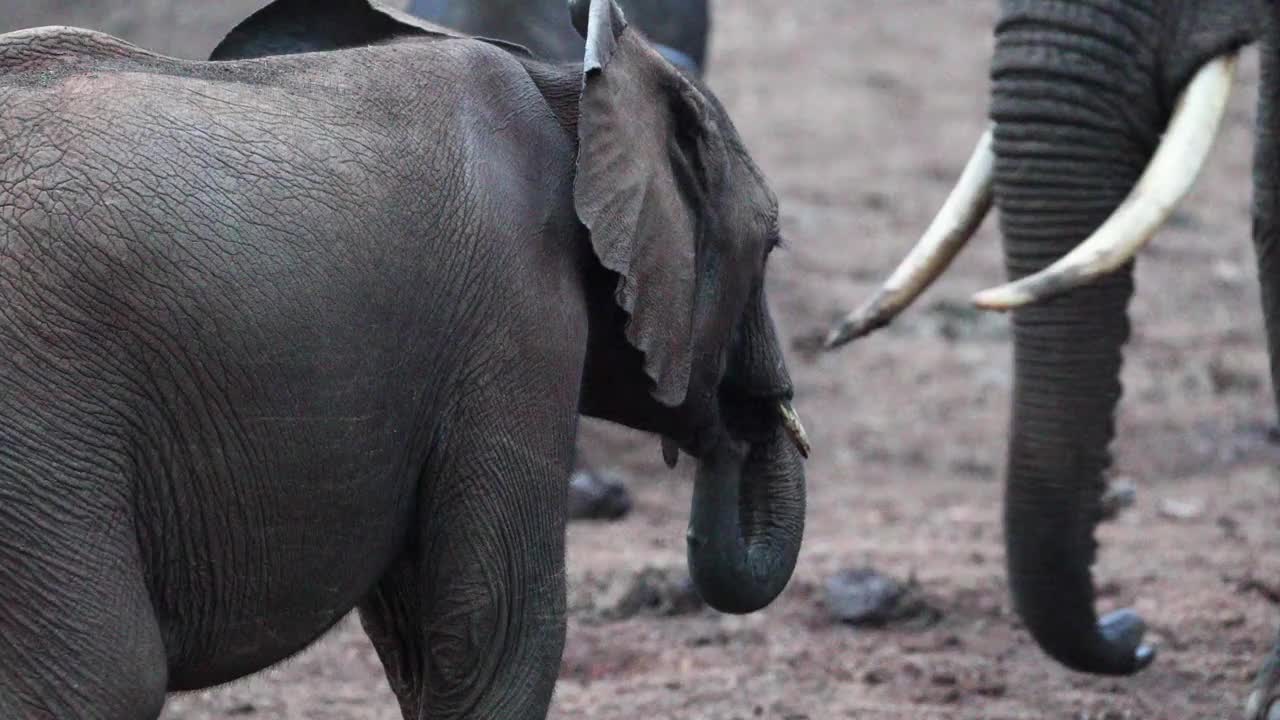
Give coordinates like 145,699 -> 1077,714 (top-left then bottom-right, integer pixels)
824,0 -> 1277,712
0,0 -> 808,717
409,0 -> 709,71
403,0 -> 712,519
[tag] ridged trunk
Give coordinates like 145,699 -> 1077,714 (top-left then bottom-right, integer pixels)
687,290 -> 805,614
991,0 -> 1163,675
1256,9 -> 1280,416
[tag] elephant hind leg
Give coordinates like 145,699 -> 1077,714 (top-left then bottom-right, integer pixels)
0,465 -> 167,719
358,491 -> 569,719
358,382 -> 578,718
357,441 -> 571,720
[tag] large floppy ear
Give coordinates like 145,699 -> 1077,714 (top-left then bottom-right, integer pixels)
210,0 -> 527,61
571,0 -> 720,408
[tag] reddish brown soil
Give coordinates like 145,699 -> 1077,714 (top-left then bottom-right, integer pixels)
6,1 -> 1279,718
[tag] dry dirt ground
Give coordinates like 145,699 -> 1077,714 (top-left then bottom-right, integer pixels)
5,1 -> 1279,718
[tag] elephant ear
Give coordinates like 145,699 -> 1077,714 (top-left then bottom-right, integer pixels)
210,0 -> 529,61
571,0 -> 718,408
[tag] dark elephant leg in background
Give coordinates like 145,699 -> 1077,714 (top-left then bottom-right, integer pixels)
0,452 -> 167,719
358,378 -> 575,719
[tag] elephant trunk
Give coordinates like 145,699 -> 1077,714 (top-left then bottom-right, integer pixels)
991,10 -> 1159,674
686,425 -> 805,614
686,286 -> 805,614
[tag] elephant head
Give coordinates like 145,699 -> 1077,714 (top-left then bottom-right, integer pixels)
211,0 -> 807,616
826,0 -> 1268,676
568,0 -> 807,614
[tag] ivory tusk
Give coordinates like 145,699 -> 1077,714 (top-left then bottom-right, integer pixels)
973,54 -> 1238,311
778,401 -> 811,459
824,126 -> 996,350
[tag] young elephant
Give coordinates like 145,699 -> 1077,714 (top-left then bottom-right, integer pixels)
0,0 -> 807,718
399,0 -> 712,520
408,0 -> 709,71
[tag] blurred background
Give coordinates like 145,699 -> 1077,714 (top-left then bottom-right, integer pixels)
3,1 -> 1277,717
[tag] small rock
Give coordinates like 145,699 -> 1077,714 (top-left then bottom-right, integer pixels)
949,457 -> 995,479
1158,497 -> 1205,521
931,670 -> 958,686
860,190 -> 892,210
1213,259 -> 1246,287
1237,575 -> 1280,604
1208,358 -> 1262,395
227,705 -> 257,717
974,680 -> 1007,697
686,630 -> 730,648
1217,514 -> 1242,540
863,71 -> 899,91
824,568 -> 941,627
602,567 -> 703,621
1219,611 -> 1246,628
567,471 -> 632,521
863,668 -> 891,685
1100,477 -> 1138,521
825,568 -> 901,624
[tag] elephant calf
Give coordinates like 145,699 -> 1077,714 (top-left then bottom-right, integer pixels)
0,0 -> 808,718
401,0 -> 713,519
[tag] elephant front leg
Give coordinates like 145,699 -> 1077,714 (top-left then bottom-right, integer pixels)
1247,627 -> 1280,720
359,410 -> 574,719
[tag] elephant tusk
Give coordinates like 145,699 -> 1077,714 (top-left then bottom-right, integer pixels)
973,53 -> 1238,311
823,126 -> 995,350
778,401 -> 811,458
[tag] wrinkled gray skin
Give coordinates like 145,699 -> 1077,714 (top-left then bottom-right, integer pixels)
0,0 -> 804,717
410,0 -> 708,70
404,0 -> 711,519
982,0 -> 1280,712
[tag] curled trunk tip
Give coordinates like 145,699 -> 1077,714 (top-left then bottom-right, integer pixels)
686,431 -> 805,614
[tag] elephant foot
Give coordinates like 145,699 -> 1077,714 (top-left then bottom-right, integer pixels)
567,470 -> 632,521
1244,691 -> 1280,720
1246,639 -> 1280,720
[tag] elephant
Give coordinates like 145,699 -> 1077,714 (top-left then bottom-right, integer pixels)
400,0 -> 712,520
822,0 -> 1278,714
0,0 -> 809,717
408,0 -> 709,71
